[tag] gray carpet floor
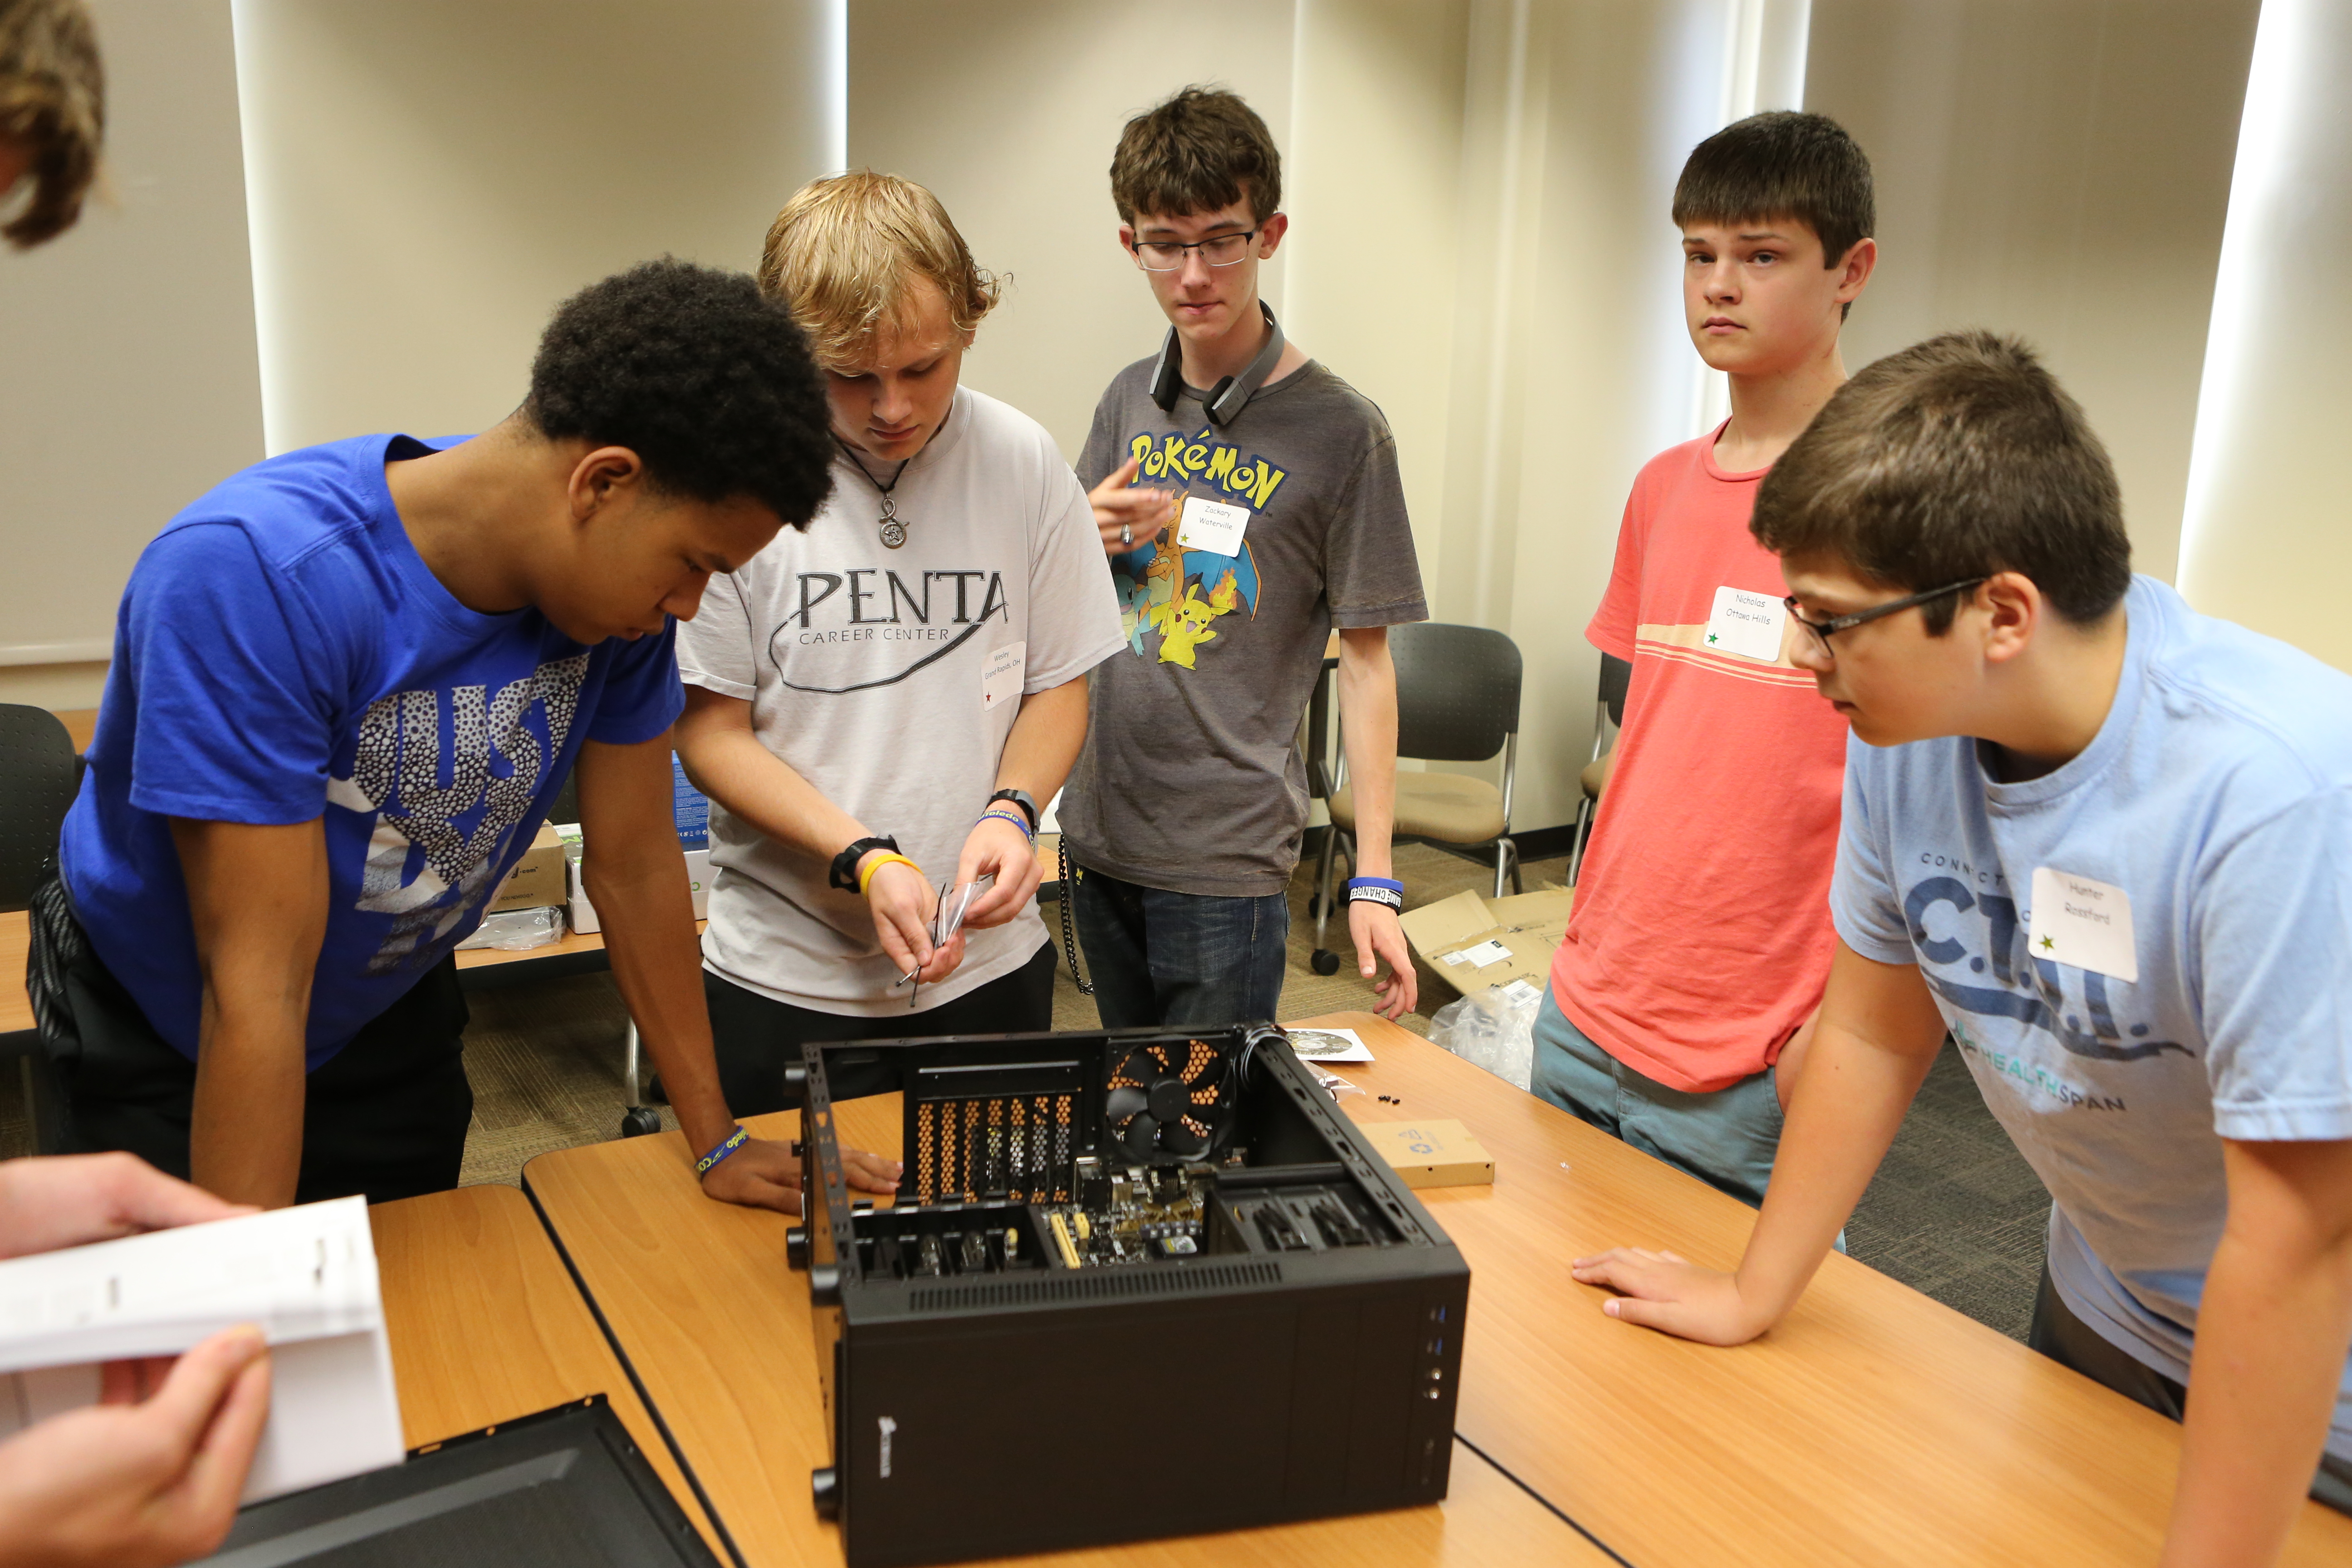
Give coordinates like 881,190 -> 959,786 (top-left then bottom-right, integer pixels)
0,840 -> 2050,1339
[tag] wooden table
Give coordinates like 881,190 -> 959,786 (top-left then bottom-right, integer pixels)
1297,1010 -> 2352,1567
0,910 -> 702,1031
524,1112 -> 1611,1566
1,911 -> 28,1034
370,1182 -> 725,1558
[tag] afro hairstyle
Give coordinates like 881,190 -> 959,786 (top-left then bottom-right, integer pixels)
524,258 -> 833,530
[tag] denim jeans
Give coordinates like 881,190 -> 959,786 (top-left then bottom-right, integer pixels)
1532,986 -> 1785,1210
1068,862 -> 1289,1029
2030,1265 -> 2352,1514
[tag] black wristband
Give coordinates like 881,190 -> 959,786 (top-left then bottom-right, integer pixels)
986,789 -> 1040,833
828,834 -> 901,892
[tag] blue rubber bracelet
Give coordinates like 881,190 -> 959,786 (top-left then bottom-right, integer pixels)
1347,877 -> 1405,911
1348,877 -> 1405,892
695,1124 -> 750,1177
975,810 -> 1035,840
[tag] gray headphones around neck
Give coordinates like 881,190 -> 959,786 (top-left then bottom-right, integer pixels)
1149,301 -> 1286,428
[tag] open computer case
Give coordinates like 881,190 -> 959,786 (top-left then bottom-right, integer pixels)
785,1023 -> 1471,1568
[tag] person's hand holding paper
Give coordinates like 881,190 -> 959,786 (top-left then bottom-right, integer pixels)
0,1189 -> 405,1523
0,1323 -> 271,1568
0,1153 -> 274,1568
0,1150 -> 255,1259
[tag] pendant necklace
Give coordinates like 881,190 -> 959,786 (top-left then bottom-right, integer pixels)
840,439 -> 913,549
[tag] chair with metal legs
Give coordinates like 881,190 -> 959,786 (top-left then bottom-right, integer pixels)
1310,623 -> 1523,975
1567,654 -> 1631,887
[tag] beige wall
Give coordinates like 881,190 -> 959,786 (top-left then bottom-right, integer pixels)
2178,0 -> 2352,672
10,2 -> 2315,813
1430,0 -> 2261,830
1284,0 -> 1470,597
848,0 -> 1476,821
845,0 -> 1295,464
0,0 -> 262,711
1807,0 -> 2259,587
1427,0 -> 1814,831
232,0 -> 841,452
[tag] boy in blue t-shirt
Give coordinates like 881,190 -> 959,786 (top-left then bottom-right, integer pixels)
34,259 -> 900,1213
1571,332 -> 2352,1560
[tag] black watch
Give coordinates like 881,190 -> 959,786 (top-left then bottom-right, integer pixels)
985,789 -> 1039,833
828,834 -> 901,892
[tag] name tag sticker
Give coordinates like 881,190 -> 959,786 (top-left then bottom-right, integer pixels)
980,642 -> 1025,710
1704,585 -> 1788,662
1176,495 -> 1250,555
2028,867 -> 2139,984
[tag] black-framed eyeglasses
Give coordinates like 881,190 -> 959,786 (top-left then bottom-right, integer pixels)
1130,229 -> 1260,271
1783,577 -> 1989,654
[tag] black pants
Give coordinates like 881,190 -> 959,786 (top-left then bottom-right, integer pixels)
2031,1264 -> 2352,1514
32,871 -> 473,1205
704,938 -> 1058,1116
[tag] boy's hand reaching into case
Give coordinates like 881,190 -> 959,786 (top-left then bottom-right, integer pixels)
700,1137 -> 901,1213
1568,1247 -> 1776,1346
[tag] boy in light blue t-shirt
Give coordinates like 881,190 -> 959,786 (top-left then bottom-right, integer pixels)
1571,331 -> 2352,1565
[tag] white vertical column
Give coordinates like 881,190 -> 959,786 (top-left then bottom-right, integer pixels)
2177,0 -> 2352,671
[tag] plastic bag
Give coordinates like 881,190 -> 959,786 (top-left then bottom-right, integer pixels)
1304,1065 -> 1365,1103
1429,977 -> 1541,1090
456,906 -> 564,952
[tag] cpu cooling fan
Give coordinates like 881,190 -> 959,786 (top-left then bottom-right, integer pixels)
1103,1037 -> 1237,1165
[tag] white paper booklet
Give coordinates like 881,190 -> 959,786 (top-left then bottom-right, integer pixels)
0,1194 -> 405,1502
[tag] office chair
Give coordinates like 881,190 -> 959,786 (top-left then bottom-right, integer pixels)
0,704 -> 82,1153
1566,653 -> 1631,887
1309,623 -> 1522,976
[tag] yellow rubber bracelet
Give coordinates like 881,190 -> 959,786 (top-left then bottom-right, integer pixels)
857,851 -> 921,897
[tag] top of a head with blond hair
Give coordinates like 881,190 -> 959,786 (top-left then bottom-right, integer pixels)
758,171 -> 1000,370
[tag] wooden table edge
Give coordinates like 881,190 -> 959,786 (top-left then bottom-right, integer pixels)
512,1169 -> 756,1568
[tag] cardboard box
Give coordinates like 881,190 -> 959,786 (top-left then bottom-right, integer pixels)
486,823 -> 566,913
1397,885 -> 1575,997
1355,1118 -> 1496,1189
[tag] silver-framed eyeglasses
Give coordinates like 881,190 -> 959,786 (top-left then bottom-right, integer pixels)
1783,577 -> 1989,654
1130,229 -> 1259,271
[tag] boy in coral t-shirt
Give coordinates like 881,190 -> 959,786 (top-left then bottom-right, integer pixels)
1539,112 -> 1877,1205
